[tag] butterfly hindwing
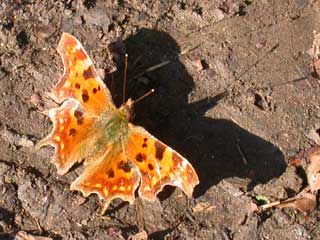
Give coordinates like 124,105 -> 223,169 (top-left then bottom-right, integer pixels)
52,32 -> 115,115
68,123 -> 199,210
36,99 -> 102,175
70,147 -> 141,209
125,124 -> 199,201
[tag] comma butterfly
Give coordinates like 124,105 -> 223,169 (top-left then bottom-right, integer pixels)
36,33 -> 199,213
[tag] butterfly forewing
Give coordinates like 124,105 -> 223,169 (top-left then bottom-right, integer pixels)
52,32 -> 115,115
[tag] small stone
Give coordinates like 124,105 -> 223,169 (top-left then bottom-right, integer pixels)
97,68 -> 106,80
64,9 -> 73,17
190,59 -> 205,71
212,8 -> 225,21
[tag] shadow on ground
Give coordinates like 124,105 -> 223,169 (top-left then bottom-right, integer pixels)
111,28 -> 286,198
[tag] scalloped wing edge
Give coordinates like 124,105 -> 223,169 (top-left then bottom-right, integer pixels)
36,98 -> 82,175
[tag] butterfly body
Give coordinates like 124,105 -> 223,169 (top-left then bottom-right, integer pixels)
37,33 -> 199,213
98,101 -> 131,145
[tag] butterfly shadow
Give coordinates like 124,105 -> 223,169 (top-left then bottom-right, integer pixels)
110,28 -> 286,201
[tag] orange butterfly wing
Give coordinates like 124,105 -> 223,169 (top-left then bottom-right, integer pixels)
36,99 -> 103,175
68,123 -> 199,211
70,148 -> 141,212
125,124 -> 199,201
37,33 -> 115,174
51,32 -> 115,115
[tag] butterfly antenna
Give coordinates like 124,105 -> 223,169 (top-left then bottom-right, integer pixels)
122,53 -> 128,103
133,89 -> 155,105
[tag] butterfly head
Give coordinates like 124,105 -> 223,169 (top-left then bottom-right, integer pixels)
119,98 -> 134,121
119,89 -> 154,121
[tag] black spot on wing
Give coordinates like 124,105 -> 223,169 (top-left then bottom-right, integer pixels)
74,109 -> 83,119
82,89 -> 89,103
107,169 -> 114,178
136,153 -> 146,162
69,128 -> 77,136
148,164 -> 154,171
74,109 -> 84,125
83,66 -> 95,80
155,141 -> 165,161
75,83 -> 80,89
117,160 -> 133,173
77,118 -> 84,125
142,138 -> 148,148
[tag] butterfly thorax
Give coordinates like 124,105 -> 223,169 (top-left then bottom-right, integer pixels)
98,99 -> 133,146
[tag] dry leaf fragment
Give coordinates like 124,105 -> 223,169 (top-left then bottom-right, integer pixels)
14,231 -> 52,240
307,148 -> 320,192
311,31 -> 320,77
277,192 -> 317,214
306,129 -> 320,145
313,59 -> 320,77
260,187 -> 316,214
260,147 -> 320,214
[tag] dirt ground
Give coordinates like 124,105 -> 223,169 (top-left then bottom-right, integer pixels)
1,0 -> 320,239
